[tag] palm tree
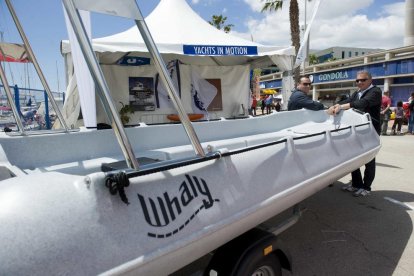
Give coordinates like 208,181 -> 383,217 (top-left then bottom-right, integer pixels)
262,0 -> 300,54
209,15 -> 234,33
262,0 -> 306,83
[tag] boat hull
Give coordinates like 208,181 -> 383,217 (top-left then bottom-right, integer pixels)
0,110 -> 381,275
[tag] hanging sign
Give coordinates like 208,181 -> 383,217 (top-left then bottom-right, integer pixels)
183,45 -> 258,56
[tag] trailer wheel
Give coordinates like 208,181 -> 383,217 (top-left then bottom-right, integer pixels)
238,254 -> 281,276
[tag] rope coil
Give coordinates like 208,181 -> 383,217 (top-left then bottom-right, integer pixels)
105,171 -> 130,205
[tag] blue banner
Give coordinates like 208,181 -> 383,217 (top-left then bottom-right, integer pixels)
117,56 -> 150,66
310,58 -> 414,84
183,45 -> 258,56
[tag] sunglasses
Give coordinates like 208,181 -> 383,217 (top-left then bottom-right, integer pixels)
302,83 -> 312,86
356,79 -> 368,83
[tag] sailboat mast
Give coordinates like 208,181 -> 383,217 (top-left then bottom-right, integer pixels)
4,0 -> 70,132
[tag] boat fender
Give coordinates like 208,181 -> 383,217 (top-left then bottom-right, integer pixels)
105,171 -> 130,205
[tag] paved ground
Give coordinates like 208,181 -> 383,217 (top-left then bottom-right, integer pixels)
278,127 -> 414,276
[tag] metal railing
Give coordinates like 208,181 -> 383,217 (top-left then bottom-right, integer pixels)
0,84 -> 65,130
1,0 -> 70,134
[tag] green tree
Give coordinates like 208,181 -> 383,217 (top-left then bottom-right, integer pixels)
209,15 -> 234,33
308,53 -> 318,65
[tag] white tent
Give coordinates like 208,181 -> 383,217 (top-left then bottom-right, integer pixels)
61,0 -> 295,127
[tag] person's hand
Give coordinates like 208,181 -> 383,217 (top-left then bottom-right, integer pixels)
327,106 -> 336,115
327,104 -> 341,116
334,104 -> 341,114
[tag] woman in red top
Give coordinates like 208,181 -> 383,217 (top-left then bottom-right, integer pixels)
380,91 -> 391,135
251,95 -> 257,116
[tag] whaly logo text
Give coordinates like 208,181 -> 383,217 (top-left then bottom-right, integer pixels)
137,174 -> 219,238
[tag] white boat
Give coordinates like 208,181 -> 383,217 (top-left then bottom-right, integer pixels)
0,109 -> 380,275
0,0 -> 381,275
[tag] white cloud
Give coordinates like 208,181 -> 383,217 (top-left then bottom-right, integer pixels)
243,0 -> 265,12
194,0 -> 218,6
240,0 -> 405,50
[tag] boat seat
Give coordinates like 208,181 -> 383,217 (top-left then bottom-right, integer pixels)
101,156 -> 162,172
22,150 -> 168,175
153,137 -> 248,160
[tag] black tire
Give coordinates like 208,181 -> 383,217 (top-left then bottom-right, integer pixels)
236,254 -> 282,276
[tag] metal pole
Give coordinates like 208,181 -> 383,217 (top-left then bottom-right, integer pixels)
5,0 -> 70,132
14,85 -> 20,113
305,1 -> 308,54
0,31 -> 6,72
63,0 -> 139,170
405,0 -> 414,46
134,7 -> 205,157
304,0 -> 307,31
0,65 -> 25,134
302,0 -> 308,75
44,91 -> 51,129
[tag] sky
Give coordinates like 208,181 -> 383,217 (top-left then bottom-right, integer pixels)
0,0 -> 407,93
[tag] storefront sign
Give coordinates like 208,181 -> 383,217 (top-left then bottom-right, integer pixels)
317,71 -> 349,82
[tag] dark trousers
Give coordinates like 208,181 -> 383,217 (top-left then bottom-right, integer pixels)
391,118 -> 403,132
351,158 -> 375,191
266,105 -> 271,114
251,106 -> 256,116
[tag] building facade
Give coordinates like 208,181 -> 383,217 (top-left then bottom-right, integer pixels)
312,46 -> 382,63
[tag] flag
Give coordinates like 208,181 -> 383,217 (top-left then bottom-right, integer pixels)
190,67 -> 217,116
294,0 -> 322,68
63,8 -> 96,128
155,59 -> 181,108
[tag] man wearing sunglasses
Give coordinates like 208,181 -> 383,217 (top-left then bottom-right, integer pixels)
328,70 -> 382,197
288,76 -> 324,111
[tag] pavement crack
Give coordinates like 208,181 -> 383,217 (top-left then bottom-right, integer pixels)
305,208 -> 412,274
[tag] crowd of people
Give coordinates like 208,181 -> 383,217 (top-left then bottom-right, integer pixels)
379,91 -> 414,136
249,93 -> 282,116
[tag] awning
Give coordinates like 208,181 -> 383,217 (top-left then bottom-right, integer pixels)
0,43 -> 30,63
262,89 -> 278,95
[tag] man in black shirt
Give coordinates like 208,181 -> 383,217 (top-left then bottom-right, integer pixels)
328,70 -> 382,197
288,76 -> 324,111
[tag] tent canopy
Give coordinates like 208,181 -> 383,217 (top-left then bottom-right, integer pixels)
60,0 -> 295,127
61,0 -> 294,67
